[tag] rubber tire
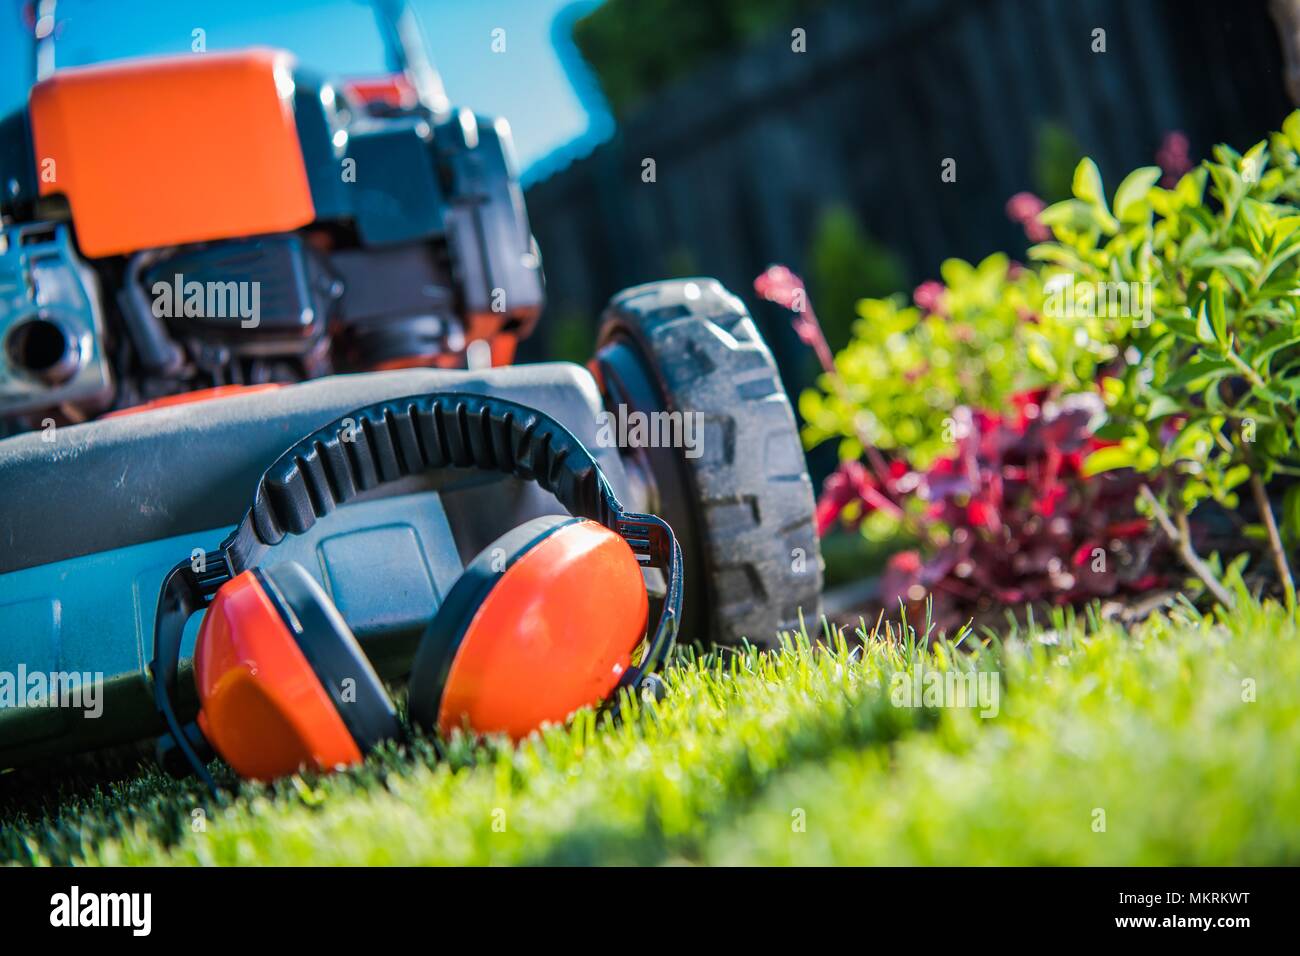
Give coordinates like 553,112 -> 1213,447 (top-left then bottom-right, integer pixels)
596,278 -> 822,649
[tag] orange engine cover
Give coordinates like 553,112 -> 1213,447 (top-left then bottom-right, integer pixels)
29,49 -> 316,259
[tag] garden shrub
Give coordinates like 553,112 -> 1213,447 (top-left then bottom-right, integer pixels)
797,250 -> 1112,470
783,110 -> 1300,613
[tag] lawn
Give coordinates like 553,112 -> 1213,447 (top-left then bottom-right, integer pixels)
2,596 -> 1298,866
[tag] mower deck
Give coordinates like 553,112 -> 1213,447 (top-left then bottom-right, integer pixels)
0,363 -> 635,766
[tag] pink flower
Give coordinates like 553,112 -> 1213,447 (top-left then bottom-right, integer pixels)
754,264 -> 837,376
1006,191 -> 1044,222
791,312 -> 822,351
1156,131 -> 1192,187
1005,191 -> 1051,243
889,550 -> 922,575
753,264 -> 806,313
913,280 -> 947,316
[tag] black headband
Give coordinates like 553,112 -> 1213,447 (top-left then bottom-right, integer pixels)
223,392 -> 625,570
151,392 -> 681,791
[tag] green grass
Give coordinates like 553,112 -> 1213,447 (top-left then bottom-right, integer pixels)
2,597 -> 1298,865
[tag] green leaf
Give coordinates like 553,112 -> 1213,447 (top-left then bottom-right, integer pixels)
1272,215 -> 1300,250
1189,249 -> 1258,272
1222,463 -> 1252,492
1168,421 -> 1217,462
938,257 -> 976,288
1195,302 -> 1217,345
1114,166 -> 1161,223
1207,281 -> 1227,344
1073,158 -> 1105,206
1251,380 -> 1291,405
1247,326 -> 1300,372
1283,483 -> 1300,543
1214,143 -> 1243,166
1284,110 -> 1300,153
1148,186 -> 1176,218
1082,445 -> 1136,476
1238,199 -> 1268,256
1240,140 -> 1269,188
1144,394 -> 1182,420
1163,358 -> 1234,391
1207,162 -> 1244,207
1178,230 -> 1210,266
1162,313 -> 1203,342
1038,199 -> 1092,231
1026,243 -> 1091,272
1175,167 -> 1207,207
1070,158 -> 1120,234
1178,479 -> 1211,509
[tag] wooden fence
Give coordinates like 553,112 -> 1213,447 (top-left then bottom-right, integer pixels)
522,0 -> 1292,415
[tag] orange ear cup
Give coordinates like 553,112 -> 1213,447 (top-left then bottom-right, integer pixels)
194,566 -> 398,781
408,516 -> 649,739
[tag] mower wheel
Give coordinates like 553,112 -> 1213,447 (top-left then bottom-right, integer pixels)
594,278 -> 822,648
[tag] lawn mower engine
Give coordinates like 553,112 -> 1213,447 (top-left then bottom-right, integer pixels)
0,50 -> 821,771
0,50 -> 543,434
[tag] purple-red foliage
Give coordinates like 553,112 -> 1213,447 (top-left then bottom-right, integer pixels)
821,390 -> 1172,627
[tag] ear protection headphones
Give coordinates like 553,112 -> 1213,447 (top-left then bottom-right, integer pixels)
151,393 -> 681,790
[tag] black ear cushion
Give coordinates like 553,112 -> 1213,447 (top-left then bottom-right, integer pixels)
258,562 -> 401,754
407,515 -> 581,732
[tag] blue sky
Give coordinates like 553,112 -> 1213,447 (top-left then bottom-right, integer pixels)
0,0 -> 609,177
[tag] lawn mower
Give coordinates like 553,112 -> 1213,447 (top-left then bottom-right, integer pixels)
0,0 -> 820,777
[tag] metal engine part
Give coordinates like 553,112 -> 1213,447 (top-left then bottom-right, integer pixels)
0,221 -> 112,421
